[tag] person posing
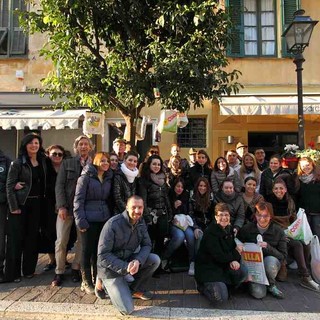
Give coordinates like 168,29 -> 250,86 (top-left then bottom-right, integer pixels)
113,150 -> 139,214
236,152 -> 261,192
73,152 -> 113,294
53,135 -> 94,287
213,178 -> 245,235
267,178 -> 320,292
259,154 -> 292,199
112,137 -> 127,165
166,155 -> 190,189
254,148 -> 269,172
195,203 -> 248,304
97,196 -> 160,315
211,156 -> 241,194
40,145 -> 67,272
0,149 -> 10,282
109,152 -> 119,172
226,149 -> 241,172
163,144 -> 189,172
5,133 -> 47,282
138,155 -> 172,258
242,176 -> 264,223
238,201 -> 287,299
297,157 -> 320,239
162,178 -> 200,276
189,177 -> 214,231
189,150 -> 212,190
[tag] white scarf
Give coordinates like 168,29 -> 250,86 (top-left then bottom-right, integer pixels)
121,163 -> 139,183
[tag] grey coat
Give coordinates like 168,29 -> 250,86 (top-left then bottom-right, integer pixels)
97,210 -> 151,279
55,156 -> 82,215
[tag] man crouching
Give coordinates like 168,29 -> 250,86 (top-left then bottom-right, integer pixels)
97,195 -> 160,315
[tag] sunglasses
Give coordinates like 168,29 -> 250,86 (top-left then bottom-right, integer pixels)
51,152 -> 63,157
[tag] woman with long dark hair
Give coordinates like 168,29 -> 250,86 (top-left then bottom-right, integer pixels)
5,133 -> 47,282
138,154 -> 172,259
189,150 -> 212,190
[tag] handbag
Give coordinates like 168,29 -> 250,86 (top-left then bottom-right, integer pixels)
285,208 -> 313,245
310,235 -> 320,284
173,214 -> 194,231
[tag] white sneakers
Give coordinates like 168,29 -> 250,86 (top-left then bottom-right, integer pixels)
300,276 -> 320,292
188,262 -> 195,276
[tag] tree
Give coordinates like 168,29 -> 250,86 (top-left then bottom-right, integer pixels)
23,0 -> 242,147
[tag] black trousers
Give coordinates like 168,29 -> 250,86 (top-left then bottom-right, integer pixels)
5,198 -> 42,280
0,203 -> 8,274
80,221 -> 104,282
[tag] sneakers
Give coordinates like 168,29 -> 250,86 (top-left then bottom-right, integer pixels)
161,259 -> 169,270
267,285 -> 285,299
124,274 -> 135,283
188,262 -> 195,276
132,291 -> 153,301
300,276 -> 320,292
95,286 -> 108,299
80,281 -> 95,295
51,274 -> 64,287
288,260 -> 298,270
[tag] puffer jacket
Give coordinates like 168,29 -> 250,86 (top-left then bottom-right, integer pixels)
189,162 -> 212,189
213,191 -> 245,230
211,167 -> 241,193
138,177 -> 172,224
6,155 -> 47,212
73,164 -> 113,230
55,156 -> 82,215
113,169 -> 137,214
0,151 -> 11,204
97,210 -> 151,279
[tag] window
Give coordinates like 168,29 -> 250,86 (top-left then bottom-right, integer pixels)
0,0 -> 27,57
177,117 -> 206,148
227,0 -> 300,57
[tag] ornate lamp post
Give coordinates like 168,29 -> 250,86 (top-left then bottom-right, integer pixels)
282,9 -> 318,150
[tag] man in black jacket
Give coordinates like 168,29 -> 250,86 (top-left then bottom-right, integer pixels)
0,149 -> 10,282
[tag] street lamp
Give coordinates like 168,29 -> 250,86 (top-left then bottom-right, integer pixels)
282,9 -> 318,150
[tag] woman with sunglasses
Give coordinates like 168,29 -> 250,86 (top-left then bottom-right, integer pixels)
40,145 -> 67,272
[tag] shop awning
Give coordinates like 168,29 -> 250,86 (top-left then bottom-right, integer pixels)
0,92 -> 86,130
0,109 -> 86,130
219,95 -> 320,115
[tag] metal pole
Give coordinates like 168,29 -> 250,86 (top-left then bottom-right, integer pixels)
294,53 -> 305,150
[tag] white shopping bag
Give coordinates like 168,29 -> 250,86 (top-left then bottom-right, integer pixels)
285,208 -> 313,245
310,235 -> 320,284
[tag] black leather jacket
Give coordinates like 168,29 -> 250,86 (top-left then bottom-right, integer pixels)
6,155 -> 47,212
0,151 -> 10,204
113,170 -> 137,214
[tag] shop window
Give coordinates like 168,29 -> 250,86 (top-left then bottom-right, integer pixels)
177,118 -> 206,148
0,0 -> 27,57
227,0 -> 300,57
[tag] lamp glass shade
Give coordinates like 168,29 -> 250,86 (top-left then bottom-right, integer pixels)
283,18 -> 318,54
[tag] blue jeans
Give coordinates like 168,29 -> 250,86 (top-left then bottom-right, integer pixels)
249,255 -> 281,299
101,253 -> 160,315
163,226 -> 195,262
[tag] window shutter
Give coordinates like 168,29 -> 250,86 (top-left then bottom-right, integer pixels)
227,0 -> 244,57
282,0 -> 300,57
9,0 -> 27,55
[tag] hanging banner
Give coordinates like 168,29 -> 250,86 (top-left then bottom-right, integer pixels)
83,111 -> 105,136
157,110 -> 177,133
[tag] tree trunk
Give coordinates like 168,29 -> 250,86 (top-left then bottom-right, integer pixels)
122,113 -> 137,149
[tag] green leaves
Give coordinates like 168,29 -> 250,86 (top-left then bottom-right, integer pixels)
24,0 -> 242,144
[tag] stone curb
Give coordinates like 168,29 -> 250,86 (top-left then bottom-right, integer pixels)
0,301 -> 319,320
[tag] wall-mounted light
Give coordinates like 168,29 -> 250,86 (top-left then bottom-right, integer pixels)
16,70 -> 24,80
227,136 -> 234,144
316,135 -> 320,144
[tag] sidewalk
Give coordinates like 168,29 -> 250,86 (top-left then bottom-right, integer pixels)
0,254 -> 319,319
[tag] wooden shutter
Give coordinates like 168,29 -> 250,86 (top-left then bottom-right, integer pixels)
227,0 -> 244,57
281,0 -> 300,57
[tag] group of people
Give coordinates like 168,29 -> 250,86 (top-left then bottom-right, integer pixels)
1,135 -> 320,315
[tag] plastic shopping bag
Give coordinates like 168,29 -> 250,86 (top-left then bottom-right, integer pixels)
310,235 -> 320,284
157,110 -> 177,133
285,208 -> 313,245
236,237 -> 269,285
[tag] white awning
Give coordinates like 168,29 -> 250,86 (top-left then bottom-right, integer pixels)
0,109 -> 86,130
219,95 -> 320,115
